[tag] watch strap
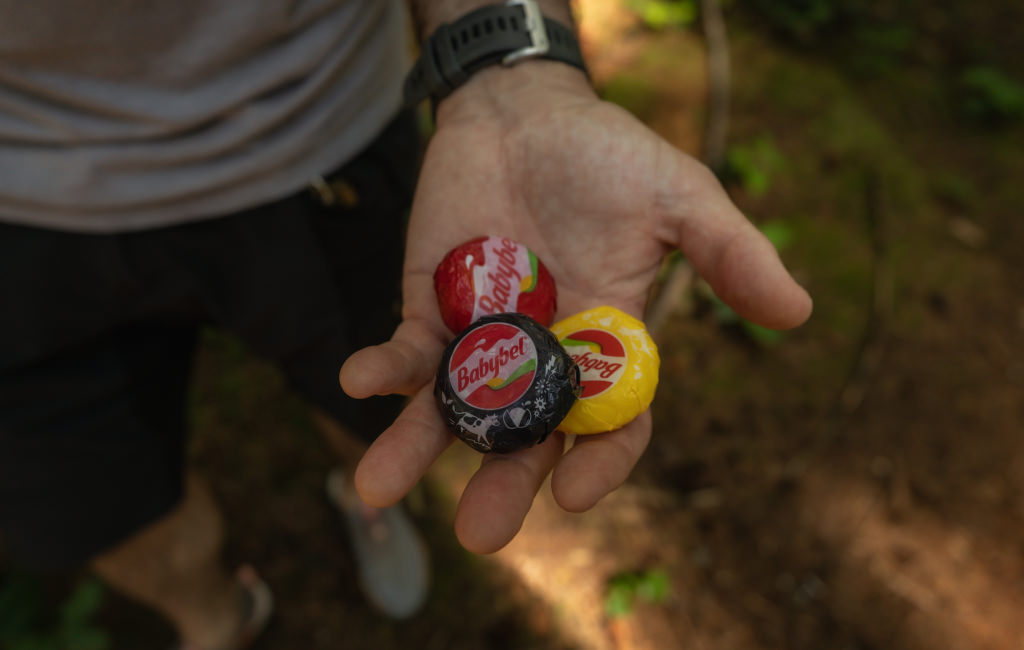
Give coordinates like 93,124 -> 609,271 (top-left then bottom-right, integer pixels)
403,0 -> 587,109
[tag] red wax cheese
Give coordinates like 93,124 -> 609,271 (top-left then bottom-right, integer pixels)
433,236 -> 556,335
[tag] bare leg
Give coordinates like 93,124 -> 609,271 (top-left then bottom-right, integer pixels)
312,408 -> 366,492
90,474 -> 244,649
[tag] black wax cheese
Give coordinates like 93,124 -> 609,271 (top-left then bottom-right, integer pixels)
434,313 -> 581,453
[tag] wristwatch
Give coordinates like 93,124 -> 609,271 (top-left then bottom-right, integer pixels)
402,0 -> 588,109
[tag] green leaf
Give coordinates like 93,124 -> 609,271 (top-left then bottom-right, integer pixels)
635,570 -> 671,603
708,289 -> 786,346
725,136 -> 785,197
604,569 -> 672,617
629,0 -> 697,30
60,579 -> 105,627
742,322 -> 786,345
604,581 -> 636,618
760,222 -> 795,251
960,66 -> 1024,122
746,169 -> 770,195
0,575 -> 110,650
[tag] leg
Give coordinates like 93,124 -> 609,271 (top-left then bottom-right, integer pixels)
313,407 -> 370,506
197,110 -> 428,618
312,407 -> 368,475
0,320 -> 258,647
0,220 -> 263,645
90,474 -> 246,650
301,115 -> 430,618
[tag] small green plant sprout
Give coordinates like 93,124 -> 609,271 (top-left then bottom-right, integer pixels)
627,0 -> 698,30
723,135 -> 786,197
0,574 -> 110,650
701,221 -> 796,346
604,569 -> 672,618
959,66 -> 1024,124
759,221 -> 795,250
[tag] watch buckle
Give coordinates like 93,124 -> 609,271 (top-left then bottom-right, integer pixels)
503,0 -> 550,65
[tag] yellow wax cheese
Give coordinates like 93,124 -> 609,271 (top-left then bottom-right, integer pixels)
551,306 -> 660,435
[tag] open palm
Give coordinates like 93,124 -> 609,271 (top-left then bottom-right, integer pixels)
341,64 -> 811,553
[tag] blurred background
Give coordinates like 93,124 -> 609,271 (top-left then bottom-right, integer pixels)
2,0 -> 1022,648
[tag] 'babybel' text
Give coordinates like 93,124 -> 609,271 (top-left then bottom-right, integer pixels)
456,336 -> 528,393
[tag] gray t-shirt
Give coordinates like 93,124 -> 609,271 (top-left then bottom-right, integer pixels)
0,0 -> 410,232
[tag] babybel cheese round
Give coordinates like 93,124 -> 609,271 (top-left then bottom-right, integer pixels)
435,313 -> 580,454
551,306 -> 660,435
433,236 -> 557,335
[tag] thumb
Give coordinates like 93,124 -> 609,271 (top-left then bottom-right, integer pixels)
659,150 -> 812,330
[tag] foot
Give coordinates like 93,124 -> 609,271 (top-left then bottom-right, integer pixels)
326,468 -> 430,619
179,565 -> 273,650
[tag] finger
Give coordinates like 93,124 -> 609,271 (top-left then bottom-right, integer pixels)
551,410 -> 652,513
454,432 -> 566,554
659,152 -> 813,330
354,386 -> 453,507
340,318 -> 448,398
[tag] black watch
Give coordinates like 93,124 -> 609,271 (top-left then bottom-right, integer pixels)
402,0 -> 588,110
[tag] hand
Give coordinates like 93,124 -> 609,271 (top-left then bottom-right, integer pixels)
341,62 -> 811,553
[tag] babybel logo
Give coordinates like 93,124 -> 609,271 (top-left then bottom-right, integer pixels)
448,323 -> 538,410
471,237 -> 534,322
559,329 -> 627,399
573,351 -> 624,379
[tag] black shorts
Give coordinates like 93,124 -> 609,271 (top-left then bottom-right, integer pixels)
0,111 -> 420,570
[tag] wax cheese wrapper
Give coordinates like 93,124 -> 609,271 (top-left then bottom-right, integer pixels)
433,236 -> 557,335
435,313 -> 580,453
551,306 -> 660,435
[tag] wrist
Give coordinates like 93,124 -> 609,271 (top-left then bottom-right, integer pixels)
404,0 -> 590,114
434,58 -> 596,128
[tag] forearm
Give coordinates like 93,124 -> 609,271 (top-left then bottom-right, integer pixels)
408,0 -> 574,40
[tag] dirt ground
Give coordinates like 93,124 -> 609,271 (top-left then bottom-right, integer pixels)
8,2 -> 1022,649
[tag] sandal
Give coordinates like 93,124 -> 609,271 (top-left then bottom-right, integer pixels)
178,565 -> 273,650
